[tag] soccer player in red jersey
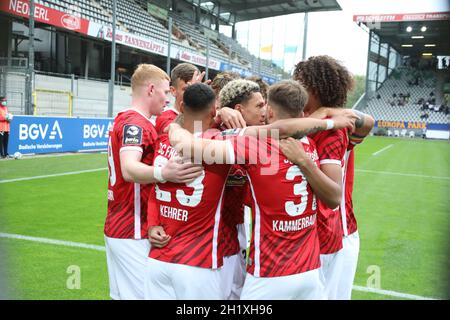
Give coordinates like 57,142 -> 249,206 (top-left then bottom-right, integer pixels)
104,64 -> 203,300
145,83 -> 234,299
281,108 -> 374,300
155,65 -> 245,134
291,55 -> 373,299
155,63 -> 200,135
166,80 -> 357,299
216,79 -> 267,299
323,108 -> 374,299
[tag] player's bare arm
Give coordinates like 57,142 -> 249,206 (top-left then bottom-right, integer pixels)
244,114 -> 357,139
120,149 -> 203,184
351,110 -> 375,141
215,107 -> 246,129
280,137 -> 341,208
167,117 -> 356,164
168,122 -> 233,163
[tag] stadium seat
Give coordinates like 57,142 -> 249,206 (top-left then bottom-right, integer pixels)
400,129 -> 407,137
387,129 -> 393,137
394,130 -> 400,137
409,131 -> 415,138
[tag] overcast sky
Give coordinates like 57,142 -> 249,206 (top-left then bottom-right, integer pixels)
226,0 -> 450,76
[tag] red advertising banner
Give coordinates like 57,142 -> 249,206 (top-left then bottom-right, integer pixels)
0,0 -> 90,35
353,12 -> 450,23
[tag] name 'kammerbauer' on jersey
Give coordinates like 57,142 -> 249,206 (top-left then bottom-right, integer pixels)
228,133 -> 321,278
105,109 -> 158,239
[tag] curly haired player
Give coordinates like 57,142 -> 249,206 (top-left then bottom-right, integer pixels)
290,55 -> 374,299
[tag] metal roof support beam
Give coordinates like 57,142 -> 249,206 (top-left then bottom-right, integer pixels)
220,0 -> 299,12
215,2 -> 220,30
195,0 -> 201,24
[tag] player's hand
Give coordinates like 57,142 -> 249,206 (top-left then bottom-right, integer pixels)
216,107 -> 246,129
149,226 -> 171,248
162,156 -> 204,184
164,116 -> 184,134
187,70 -> 212,86
279,138 -> 308,166
331,110 -> 358,132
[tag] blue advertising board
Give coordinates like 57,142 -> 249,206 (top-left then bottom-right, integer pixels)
8,116 -> 113,155
219,62 -> 278,84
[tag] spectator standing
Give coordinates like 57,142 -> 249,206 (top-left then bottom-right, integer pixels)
0,96 -> 12,158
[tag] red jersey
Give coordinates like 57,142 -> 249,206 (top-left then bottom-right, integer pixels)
219,125 -> 247,257
155,107 -> 178,135
221,165 -> 247,257
341,143 -> 358,236
230,134 -> 321,277
105,109 -> 158,239
309,128 -> 349,254
147,130 -> 232,269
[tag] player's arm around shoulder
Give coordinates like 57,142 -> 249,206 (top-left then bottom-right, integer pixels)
350,110 -> 375,145
120,149 -> 204,185
167,122 -> 235,164
280,138 -> 341,209
243,113 -> 357,140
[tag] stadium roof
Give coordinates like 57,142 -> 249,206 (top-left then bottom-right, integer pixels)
354,12 -> 450,56
191,0 -> 342,23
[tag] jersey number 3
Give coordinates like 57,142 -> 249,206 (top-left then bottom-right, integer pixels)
285,165 -> 316,217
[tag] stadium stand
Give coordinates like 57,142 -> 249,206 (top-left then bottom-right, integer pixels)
34,0 -> 278,77
33,72 -> 132,117
363,66 -> 449,124
2,0 -> 294,117
36,0 -> 112,26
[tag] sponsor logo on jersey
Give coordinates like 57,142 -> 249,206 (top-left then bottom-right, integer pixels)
123,125 -> 142,145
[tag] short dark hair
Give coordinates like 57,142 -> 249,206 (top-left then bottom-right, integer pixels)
293,55 -> 354,107
210,71 -> 241,96
171,63 -> 199,87
183,83 -> 216,113
246,76 -> 269,101
268,80 -> 308,118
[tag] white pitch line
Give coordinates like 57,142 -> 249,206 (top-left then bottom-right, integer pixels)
352,285 -> 437,300
355,169 -> 450,181
0,232 -> 105,252
0,168 -> 108,184
372,144 -> 394,156
0,232 -> 440,300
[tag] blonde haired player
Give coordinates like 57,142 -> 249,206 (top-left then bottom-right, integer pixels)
104,64 -> 203,300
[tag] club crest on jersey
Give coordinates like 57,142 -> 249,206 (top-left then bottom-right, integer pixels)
123,125 -> 143,145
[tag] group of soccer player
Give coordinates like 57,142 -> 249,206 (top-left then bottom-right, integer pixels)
104,56 -> 375,300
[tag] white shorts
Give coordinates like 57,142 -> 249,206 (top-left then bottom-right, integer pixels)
336,231 -> 360,300
319,250 -> 345,300
144,258 -> 224,300
221,252 -> 246,300
241,269 -> 325,300
104,236 -> 150,300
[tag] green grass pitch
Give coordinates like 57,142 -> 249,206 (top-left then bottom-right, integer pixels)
0,136 -> 449,300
